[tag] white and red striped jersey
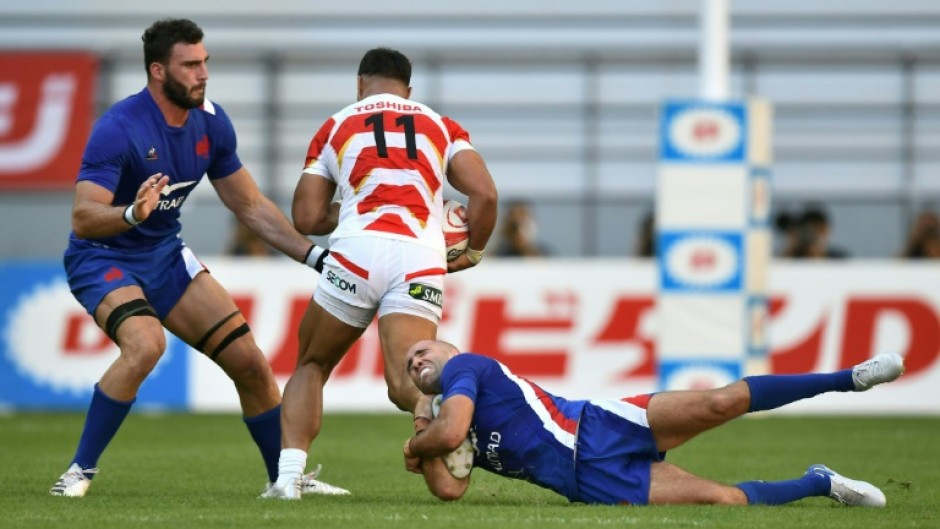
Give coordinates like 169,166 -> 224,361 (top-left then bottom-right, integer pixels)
302,93 -> 475,255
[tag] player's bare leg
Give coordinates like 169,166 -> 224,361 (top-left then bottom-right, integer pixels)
648,462 -> 747,505
646,382 -> 751,452
263,299 -> 362,498
51,285 -> 165,497
95,285 -> 167,401
282,300 -> 363,449
378,312 -> 438,413
647,353 -> 905,454
650,460 -> 884,507
164,271 -> 284,489
164,272 -> 280,415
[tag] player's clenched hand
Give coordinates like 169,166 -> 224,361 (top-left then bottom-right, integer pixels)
403,439 -> 422,474
132,173 -> 170,222
447,253 -> 477,274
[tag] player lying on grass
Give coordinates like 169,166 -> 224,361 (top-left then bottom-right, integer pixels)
402,340 -> 905,507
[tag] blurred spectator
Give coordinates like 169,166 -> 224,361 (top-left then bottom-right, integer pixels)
494,200 -> 553,257
635,211 -> 655,257
775,204 -> 849,259
899,209 -> 940,259
773,210 -> 801,257
226,219 -> 275,257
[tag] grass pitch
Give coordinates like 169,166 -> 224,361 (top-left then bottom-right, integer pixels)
0,413 -> 936,529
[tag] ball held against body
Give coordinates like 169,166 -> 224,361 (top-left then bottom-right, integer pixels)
430,394 -> 474,478
443,199 -> 469,261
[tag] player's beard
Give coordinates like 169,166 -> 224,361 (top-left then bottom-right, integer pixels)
162,71 -> 205,110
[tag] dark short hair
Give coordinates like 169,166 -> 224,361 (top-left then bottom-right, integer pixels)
358,47 -> 411,85
142,18 -> 204,74
801,205 -> 829,226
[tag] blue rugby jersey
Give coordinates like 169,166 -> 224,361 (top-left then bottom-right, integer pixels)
67,88 -> 242,251
440,353 -> 588,500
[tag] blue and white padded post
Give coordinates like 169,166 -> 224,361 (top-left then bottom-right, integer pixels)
655,99 -> 773,391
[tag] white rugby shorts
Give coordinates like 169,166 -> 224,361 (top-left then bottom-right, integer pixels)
314,237 -> 447,328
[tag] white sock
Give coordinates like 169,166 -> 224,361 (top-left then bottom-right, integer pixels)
275,448 -> 307,488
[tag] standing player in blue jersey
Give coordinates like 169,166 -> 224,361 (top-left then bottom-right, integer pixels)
403,340 -> 905,507
50,18 -> 344,498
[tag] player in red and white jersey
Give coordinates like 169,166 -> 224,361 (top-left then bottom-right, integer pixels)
263,48 -> 498,499
303,91 -> 467,252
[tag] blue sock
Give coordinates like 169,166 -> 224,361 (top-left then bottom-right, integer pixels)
72,384 -> 135,475
744,370 -> 854,412
244,405 -> 282,483
737,472 -> 830,505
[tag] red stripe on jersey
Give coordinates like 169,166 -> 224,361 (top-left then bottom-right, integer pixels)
527,379 -> 578,435
327,116 -> 366,163
412,113 -> 450,154
404,267 -> 446,281
304,117 -> 336,169
442,116 -> 471,144
329,251 -> 370,280
362,213 -> 417,237
621,394 -> 652,409
348,147 -> 441,197
358,183 -> 430,227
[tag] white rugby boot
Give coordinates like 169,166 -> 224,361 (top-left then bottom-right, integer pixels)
807,464 -> 886,508
49,463 -> 98,497
259,477 -> 301,500
852,353 -> 905,391
299,464 -> 350,496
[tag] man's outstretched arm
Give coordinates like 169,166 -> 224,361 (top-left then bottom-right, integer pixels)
212,167 -> 328,271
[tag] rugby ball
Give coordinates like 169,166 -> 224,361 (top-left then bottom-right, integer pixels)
443,200 -> 469,262
431,394 -> 474,479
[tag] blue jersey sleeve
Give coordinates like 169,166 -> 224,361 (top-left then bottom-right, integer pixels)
205,102 -> 242,180
77,113 -> 131,192
441,354 -> 492,403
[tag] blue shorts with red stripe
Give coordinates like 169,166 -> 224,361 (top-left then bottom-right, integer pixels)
64,236 -> 204,319
573,394 -> 663,505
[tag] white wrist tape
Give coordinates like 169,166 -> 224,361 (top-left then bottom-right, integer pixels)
465,248 -> 484,264
123,204 -> 141,226
304,245 -> 328,272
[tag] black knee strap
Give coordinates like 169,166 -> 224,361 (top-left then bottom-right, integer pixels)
209,323 -> 250,361
194,310 -> 240,352
106,299 -> 158,342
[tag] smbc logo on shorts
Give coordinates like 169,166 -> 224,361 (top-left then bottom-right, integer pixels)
326,270 -> 358,294
408,283 -> 443,308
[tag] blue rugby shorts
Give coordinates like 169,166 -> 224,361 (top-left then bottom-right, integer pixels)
574,395 -> 663,505
64,236 -> 205,320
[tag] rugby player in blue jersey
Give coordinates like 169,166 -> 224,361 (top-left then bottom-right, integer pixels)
50,18 -> 343,497
403,340 -> 904,507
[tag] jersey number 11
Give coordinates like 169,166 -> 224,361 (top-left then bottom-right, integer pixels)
365,112 -> 418,160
